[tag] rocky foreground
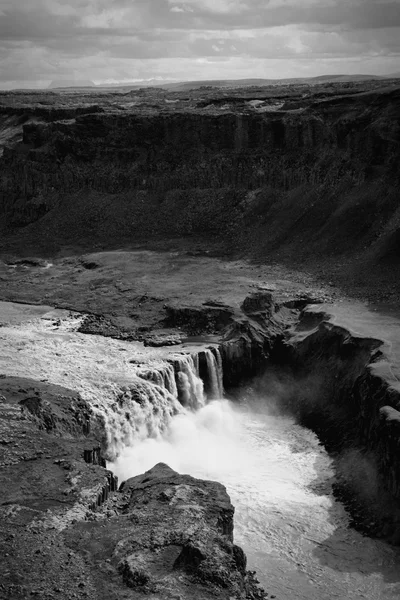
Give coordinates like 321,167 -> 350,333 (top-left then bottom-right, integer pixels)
2,267 -> 400,597
0,286 -> 277,600
71,462 -> 265,599
0,376 -> 265,599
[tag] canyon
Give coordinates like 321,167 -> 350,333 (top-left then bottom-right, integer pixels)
1,80 -> 400,301
0,79 -> 400,599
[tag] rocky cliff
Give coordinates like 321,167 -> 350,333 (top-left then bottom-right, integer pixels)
0,373 -> 265,600
66,462 -> 265,600
276,304 -> 400,543
0,86 -> 399,282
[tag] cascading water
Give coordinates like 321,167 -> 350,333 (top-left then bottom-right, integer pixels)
171,353 -> 205,409
136,362 -> 178,398
100,348 -> 226,460
109,349 -> 400,600
204,347 -> 224,399
0,303 -> 224,464
103,353 -> 208,459
101,379 -> 182,461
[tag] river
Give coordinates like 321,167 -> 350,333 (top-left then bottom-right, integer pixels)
110,398 -> 400,600
1,300 -> 399,598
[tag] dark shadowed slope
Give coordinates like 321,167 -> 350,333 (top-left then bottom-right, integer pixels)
0,83 -> 399,300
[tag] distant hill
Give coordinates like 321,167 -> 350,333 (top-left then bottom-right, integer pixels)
46,73 -> 396,93
309,74 -> 383,82
96,79 -> 176,88
156,74 -> 385,92
48,80 -> 95,89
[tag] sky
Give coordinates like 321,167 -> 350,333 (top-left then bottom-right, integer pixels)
0,0 -> 399,89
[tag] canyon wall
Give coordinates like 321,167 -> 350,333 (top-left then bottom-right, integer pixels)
278,307 -> 400,542
0,87 -> 399,274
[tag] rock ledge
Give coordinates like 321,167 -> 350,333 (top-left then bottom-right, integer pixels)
66,462 -> 267,599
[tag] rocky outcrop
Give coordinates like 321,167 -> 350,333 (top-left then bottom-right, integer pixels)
19,391 -> 91,435
88,471 -> 119,511
220,292 -> 287,387
0,103 -> 103,122
66,462 -> 266,599
0,376 -> 111,502
279,307 -> 400,542
0,395 -> 267,600
0,376 -> 127,598
164,303 -> 235,335
146,291 -> 286,390
1,373 -> 267,598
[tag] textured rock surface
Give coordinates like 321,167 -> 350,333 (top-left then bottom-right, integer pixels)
0,86 -> 399,278
279,304 -> 400,542
0,376 -> 118,599
64,463 -> 266,599
0,375 -> 266,599
0,284 -> 289,599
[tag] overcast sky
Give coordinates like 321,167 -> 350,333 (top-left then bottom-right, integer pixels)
0,0 -> 399,89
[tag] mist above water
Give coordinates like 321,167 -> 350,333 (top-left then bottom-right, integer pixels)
110,396 -> 400,600
112,400 -> 246,482
111,399 -> 321,506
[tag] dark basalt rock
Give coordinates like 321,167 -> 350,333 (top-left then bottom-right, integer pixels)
279,308 -> 400,543
241,291 -> 276,315
64,463 -> 267,599
164,304 -> 234,335
142,330 -> 184,346
83,446 -> 106,466
77,313 -> 137,340
0,376 -> 120,599
80,259 -> 100,270
18,388 -> 91,436
0,87 -> 399,268
219,292 -> 286,388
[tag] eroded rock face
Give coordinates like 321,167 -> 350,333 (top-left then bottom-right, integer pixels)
0,376 -> 118,599
279,308 -> 400,542
164,303 -> 235,335
0,372 -> 267,599
0,88 -> 399,266
65,463 -> 266,599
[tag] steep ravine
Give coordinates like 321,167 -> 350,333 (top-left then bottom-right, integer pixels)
265,302 -> 400,543
0,291 -> 285,600
1,289 -> 400,599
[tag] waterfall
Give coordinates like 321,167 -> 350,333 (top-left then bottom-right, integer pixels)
215,347 -> 224,396
136,363 -> 178,399
101,378 -> 182,461
103,347 -> 224,460
171,354 -> 205,410
136,353 -> 206,410
204,347 -> 224,400
136,349 -> 224,405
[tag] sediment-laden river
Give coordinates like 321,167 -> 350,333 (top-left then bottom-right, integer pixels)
1,300 -> 400,598
111,399 -> 400,600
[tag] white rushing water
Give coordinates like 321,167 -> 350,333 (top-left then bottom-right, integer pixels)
205,347 -> 224,399
1,304 -> 399,598
110,398 -> 400,600
0,303 -> 222,460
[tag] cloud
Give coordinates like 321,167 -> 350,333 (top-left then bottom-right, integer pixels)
0,0 -> 399,87
170,4 -> 194,12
